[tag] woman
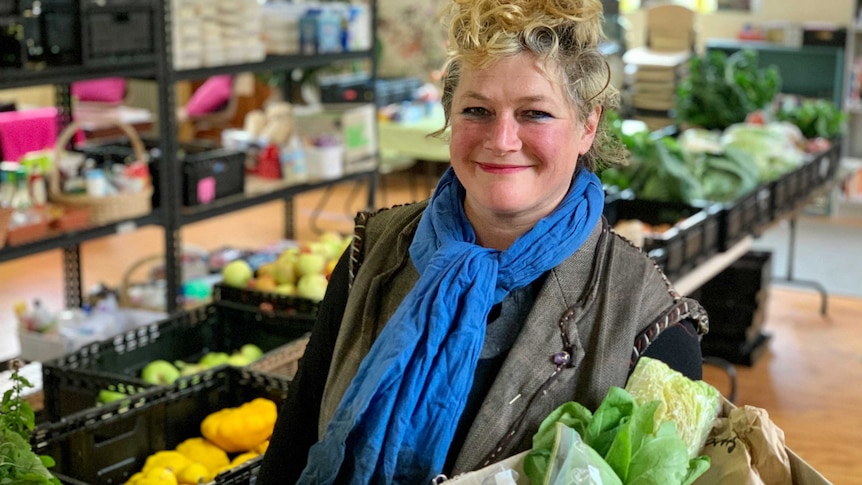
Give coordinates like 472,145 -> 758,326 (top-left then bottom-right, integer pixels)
258,0 -> 707,483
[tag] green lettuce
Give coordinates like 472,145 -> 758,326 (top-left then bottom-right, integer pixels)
524,386 -> 710,485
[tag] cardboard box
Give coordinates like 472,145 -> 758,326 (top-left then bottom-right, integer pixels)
294,103 -> 378,175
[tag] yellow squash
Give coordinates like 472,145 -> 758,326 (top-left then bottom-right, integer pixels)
200,398 -> 277,453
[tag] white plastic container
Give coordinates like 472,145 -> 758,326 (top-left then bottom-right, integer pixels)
305,144 -> 344,180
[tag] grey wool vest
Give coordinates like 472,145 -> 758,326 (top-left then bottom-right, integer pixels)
319,202 -> 708,474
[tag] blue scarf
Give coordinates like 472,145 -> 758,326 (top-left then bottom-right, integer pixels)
298,167 -> 604,484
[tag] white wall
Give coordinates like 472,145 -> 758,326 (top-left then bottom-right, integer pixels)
624,0 -> 857,52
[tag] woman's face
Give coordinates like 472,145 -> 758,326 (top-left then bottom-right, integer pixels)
449,52 -> 599,224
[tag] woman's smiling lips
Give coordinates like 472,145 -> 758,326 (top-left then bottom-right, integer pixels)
476,162 -> 530,174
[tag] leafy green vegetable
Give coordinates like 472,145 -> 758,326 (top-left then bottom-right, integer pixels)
524,387 -> 710,485
719,123 -> 804,182
0,361 -> 61,485
676,49 -> 781,131
776,97 -> 847,140
625,357 -> 722,459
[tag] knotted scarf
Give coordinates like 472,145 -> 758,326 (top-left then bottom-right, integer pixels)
298,167 -> 605,484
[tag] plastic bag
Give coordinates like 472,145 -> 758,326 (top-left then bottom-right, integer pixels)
546,423 -> 621,485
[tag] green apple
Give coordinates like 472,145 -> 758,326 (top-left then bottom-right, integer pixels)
296,273 -> 329,301
222,259 -> 254,288
240,343 -> 263,361
273,257 -> 297,285
141,359 -> 181,385
97,389 -> 128,404
198,351 -> 230,369
294,252 -> 327,278
179,363 -> 206,376
226,353 -> 252,367
275,283 -> 295,295
318,231 -> 347,260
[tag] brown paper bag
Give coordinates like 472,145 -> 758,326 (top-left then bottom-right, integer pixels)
694,403 -> 792,484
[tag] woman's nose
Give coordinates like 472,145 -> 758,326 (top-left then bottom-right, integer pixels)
485,115 -> 522,154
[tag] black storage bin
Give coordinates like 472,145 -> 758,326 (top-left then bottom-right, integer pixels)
697,182 -> 771,252
0,17 -> 25,68
375,77 -> 424,107
81,0 -> 156,66
32,366 -> 287,485
179,148 -> 247,206
0,0 -> 15,15
696,251 -> 772,366
75,137 -> 245,207
810,139 -> 842,188
770,162 -> 807,219
604,198 -> 720,280
40,304 -> 313,421
701,331 -> 771,367
318,72 -> 376,104
19,0 -> 82,66
213,282 -> 320,318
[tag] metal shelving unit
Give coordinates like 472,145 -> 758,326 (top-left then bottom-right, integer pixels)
0,0 -> 379,314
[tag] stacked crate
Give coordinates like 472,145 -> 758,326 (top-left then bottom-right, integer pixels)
695,251 -> 773,366
622,49 -> 691,130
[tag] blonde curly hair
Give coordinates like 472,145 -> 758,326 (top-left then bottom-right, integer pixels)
433,0 -> 625,171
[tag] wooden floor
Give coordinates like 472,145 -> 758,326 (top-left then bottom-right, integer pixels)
1,170 -> 860,484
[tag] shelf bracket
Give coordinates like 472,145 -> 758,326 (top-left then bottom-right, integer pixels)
62,245 -> 82,308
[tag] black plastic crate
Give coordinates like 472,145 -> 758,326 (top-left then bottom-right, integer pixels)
32,366 -> 287,485
708,193 -> 753,252
41,304 -> 312,421
699,251 -> 772,303
810,140 -> 842,188
606,199 -> 719,280
770,162 -> 807,219
698,183 -> 770,251
701,331 -> 771,367
213,282 -> 320,318
81,0 -> 156,66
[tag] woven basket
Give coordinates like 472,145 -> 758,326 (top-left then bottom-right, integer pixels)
249,333 -> 311,380
49,120 -> 153,226
0,207 -> 13,249
118,254 -> 166,311
118,247 -> 210,311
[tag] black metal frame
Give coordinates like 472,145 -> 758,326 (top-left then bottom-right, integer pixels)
0,0 -> 380,314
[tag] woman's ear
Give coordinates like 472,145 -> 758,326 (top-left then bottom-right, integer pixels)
578,106 -> 602,155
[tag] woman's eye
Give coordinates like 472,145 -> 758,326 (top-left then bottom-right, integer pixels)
461,107 -> 490,117
523,110 -> 552,120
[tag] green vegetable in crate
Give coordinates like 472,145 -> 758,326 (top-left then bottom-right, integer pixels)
678,129 -> 761,202
676,49 -> 781,131
0,361 -> 62,484
719,123 -> 804,182
141,359 -> 182,385
625,135 -> 704,204
200,397 -> 278,453
97,388 -> 128,404
775,96 -> 846,140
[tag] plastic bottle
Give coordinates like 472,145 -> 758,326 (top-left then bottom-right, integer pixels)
280,133 -> 308,184
0,165 -> 15,207
29,162 -> 47,206
10,166 -> 33,210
